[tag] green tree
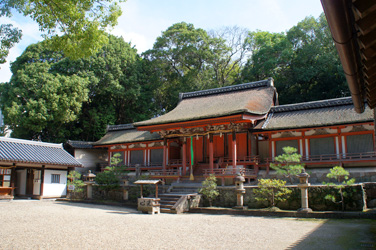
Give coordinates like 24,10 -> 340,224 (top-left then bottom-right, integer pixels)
0,44 -> 89,141
0,34 -> 152,142
270,147 -> 304,184
324,166 -> 355,211
253,178 -> 292,208
0,24 -> 22,65
199,174 -> 219,207
95,169 -> 120,196
208,26 -> 251,86
67,170 -> 85,199
0,0 -> 124,62
143,22 -> 230,112
242,14 -> 348,104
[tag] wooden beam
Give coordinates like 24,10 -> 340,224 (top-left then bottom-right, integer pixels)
356,10 -> 376,35
40,165 -> 45,197
361,46 -> 376,59
353,0 -> 376,18
363,57 -> 376,70
358,30 -> 376,49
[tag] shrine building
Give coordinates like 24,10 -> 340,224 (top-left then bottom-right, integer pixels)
0,137 -> 82,199
93,78 -> 376,185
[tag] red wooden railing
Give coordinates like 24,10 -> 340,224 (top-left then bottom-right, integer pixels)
149,169 -> 181,177
264,151 -> 376,164
203,167 -> 256,177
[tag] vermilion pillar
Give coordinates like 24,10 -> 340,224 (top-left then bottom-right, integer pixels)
163,138 -> 167,171
182,138 -> 187,175
209,134 -> 214,173
232,131 -> 237,169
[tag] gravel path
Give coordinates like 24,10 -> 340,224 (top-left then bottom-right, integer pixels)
0,200 -> 374,249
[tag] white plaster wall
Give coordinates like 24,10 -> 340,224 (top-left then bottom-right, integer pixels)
16,170 -> 26,195
43,170 -> 67,197
75,149 -> 108,173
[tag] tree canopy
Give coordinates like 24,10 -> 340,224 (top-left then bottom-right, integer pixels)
0,14 -> 349,143
242,14 -> 348,104
0,0 -> 124,63
0,34 -> 153,142
143,22 -> 238,112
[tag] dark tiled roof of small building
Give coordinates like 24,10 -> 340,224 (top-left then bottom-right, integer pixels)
256,97 -> 373,130
135,79 -> 276,127
94,124 -> 160,146
0,137 -> 82,167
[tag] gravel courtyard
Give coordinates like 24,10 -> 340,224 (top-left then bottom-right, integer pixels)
0,200 -> 374,250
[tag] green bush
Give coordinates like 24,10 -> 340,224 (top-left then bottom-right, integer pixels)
253,179 -> 292,208
199,174 -> 219,207
324,166 -> 355,211
270,146 -> 304,184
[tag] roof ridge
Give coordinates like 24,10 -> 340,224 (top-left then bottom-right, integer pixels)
66,140 -> 94,145
179,78 -> 274,100
0,137 -> 63,148
271,96 -> 354,113
107,123 -> 135,132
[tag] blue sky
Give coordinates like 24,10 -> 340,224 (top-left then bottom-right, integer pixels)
0,0 -> 324,83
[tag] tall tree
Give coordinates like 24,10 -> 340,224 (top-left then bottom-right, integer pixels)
143,22 -> 230,112
0,0 -> 124,63
0,43 -> 89,141
0,34 -> 153,142
0,24 -> 22,65
208,26 -> 251,86
242,14 -> 348,104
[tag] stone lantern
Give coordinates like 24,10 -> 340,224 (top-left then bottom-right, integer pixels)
83,170 -> 96,199
297,169 -> 312,213
233,174 -> 247,210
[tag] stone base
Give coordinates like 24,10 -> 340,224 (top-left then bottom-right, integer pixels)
233,206 -> 248,210
297,208 -> 313,213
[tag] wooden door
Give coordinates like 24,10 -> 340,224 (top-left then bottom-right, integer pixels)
26,169 -> 34,195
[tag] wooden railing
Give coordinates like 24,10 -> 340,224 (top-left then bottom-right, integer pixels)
222,156 -> 259,163
264,151 -> 376,164
203,168 -> 256,177
149,169 -> 181,177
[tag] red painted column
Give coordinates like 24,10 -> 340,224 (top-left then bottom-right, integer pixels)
163,138 -> 167,171
209,134 -> 214,173
182,138 -> 187,176
232,131 -> 237,169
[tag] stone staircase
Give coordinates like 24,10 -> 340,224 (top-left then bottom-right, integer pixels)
158,181 -> 202,214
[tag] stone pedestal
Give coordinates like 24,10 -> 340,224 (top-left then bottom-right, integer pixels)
138,198 -> 160,215
297,183 -> 312,213
84,182 -> 95,199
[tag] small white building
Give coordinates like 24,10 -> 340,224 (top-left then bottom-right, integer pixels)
0,137 -> 82,199
64,140 -> 108,174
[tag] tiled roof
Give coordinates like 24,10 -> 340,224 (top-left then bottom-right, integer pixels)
94,125 -> 161,146
135,79 -> 276,127
65,140 -> 95,149
256,97 -> 373,130
0,137 -> 82,167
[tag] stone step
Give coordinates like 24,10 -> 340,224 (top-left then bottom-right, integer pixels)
160,204 -> 174,209
160,208 -> 176,214
159,200 -> 176,205
171,188 -> 199,193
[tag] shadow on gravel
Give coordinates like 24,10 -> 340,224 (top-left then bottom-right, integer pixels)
287,219 -> 376,250
54,201 -> 140,215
